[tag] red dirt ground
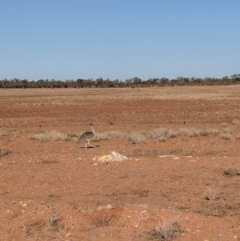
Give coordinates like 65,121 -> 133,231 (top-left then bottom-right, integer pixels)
0,86 -> 240,241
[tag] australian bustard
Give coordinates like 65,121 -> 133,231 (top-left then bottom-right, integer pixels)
78,124 -> 96,148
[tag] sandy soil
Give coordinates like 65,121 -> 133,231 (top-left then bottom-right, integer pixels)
0,86 -> 240,241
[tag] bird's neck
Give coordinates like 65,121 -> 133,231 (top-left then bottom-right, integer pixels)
91,125 -> 95,134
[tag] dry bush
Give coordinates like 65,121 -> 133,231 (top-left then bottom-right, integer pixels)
199,128 -> 219,136
223,128 -> 232,134
92,210 -> 116,227
158,136 -> 167,142
147,128 -> 168,139
165,129 -> 178,138
220,132 -> 231,140
129,132 -> 146,144
149,219 -> 182,240
0,129 -> 6,137
179,128 -> 200,137
44,214 -> 61,227
31,130 -> 69,142
204,187 -> 219,200
94,131 -> 127,141
223,167 -> 240,176
232,119 -> 240,126
0,149 -> 10,157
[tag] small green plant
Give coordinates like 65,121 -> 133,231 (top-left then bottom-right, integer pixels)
204,187 -> 219,200
149,219 -> 182,240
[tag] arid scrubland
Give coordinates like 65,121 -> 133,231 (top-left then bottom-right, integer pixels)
0,86 -> 240,241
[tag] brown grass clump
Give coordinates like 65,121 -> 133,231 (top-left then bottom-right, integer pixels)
220,132 -> 231,140
199,128 -> 219,136
129,132 -> 146,144
204,187 -> 219,200
232,119 -> 240,126
92,210 -> 117,227
147,128 -> 168,139
223,167 -> 240,176
94,131 -> 127,141
44,214 -> 61,227
149,219 -> 182,240
0,149 -> 10,157
165,129 -> 177,138
179,128 -> 200,137
31,130 -> 70,142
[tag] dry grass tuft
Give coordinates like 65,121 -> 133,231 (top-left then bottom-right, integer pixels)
223,167 -> 240,176
0,149 -> 10,157
165,129 -> 178,138
220,132 -> 231,140
232,119 -> 240,126
31,130 -> 70,142
149,219 -> 182,240
129,132 -> 146,144
147,128 -> 168,139
94,131 -> 127,141
199,128 -> 219,136
179,128 -> 200,137
204,187 -> 219,200
158,136 -> 167,142
0,129 -> 6,137
44,214 -> 61,227
92,210 -> 116,227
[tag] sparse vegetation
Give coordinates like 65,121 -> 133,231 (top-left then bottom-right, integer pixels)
158,136 -> 167,142
129,132 -> 146,144
0,149 -> 10,157
220,132 -> 231,140
165,129 -> 178,138
232,119 -> 240,125
92,210 -> 116,227
0,129 -> 6,137
204,187 -> 219,200
94,131 -> 127,141
223,167 -> 240,176
31,130 -> 70,142
44,214 -> 61,227
149,219 -> 182,240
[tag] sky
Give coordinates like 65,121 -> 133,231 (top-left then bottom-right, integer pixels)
0,0 -> 239,81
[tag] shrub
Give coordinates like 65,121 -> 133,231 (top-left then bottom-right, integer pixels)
147,128 -> 168,139
149,219 -> 182,240
204,187 -> 219,200
158,136 -> 167,142
129,132 -> 146,144
199,128 -> 219,136
220,132 -> 231,140
223,167 -> 240,176
166,129 -> 178,138
179,128 -> 200,137
31,130 -> 69,142
0,149 -> 10,157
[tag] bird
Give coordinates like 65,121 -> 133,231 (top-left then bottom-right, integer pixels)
77,124 -> 96,148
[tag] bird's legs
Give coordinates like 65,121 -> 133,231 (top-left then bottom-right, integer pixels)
85,140 -> 94,149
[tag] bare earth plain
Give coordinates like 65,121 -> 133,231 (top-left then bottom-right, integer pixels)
0,86 -> 240,241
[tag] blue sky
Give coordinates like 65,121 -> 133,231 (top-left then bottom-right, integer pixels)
0,0 -> 239,80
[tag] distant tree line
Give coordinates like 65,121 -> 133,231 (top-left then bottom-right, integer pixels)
0,74 -> 240,88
